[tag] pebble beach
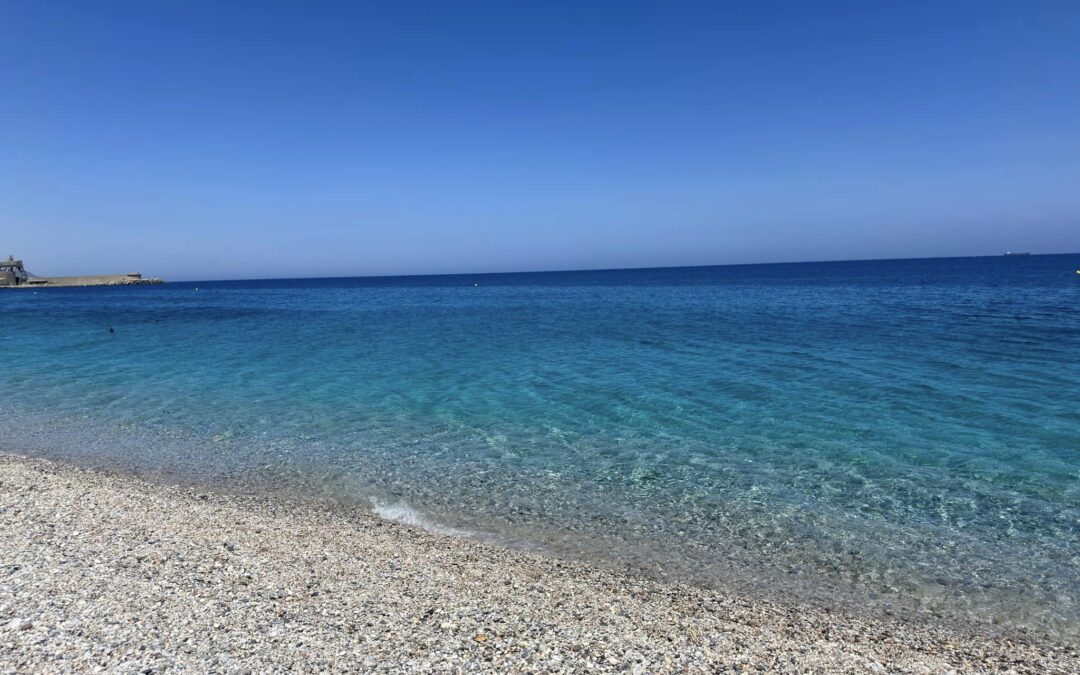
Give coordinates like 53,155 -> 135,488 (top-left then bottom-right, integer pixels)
1,455 -> 1075,674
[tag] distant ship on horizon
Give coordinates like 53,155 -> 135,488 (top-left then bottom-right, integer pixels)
1003,251 -> 1031,256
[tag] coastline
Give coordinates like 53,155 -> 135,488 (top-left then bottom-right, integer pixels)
1,454 -> 1075,673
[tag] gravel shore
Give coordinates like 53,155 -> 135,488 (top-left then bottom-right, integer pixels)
0,454 -> 1075,673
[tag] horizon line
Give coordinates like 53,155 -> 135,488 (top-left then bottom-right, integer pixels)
170,250 -> 1078,284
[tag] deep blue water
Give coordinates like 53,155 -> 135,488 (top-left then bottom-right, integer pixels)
2,255 -> 1079,636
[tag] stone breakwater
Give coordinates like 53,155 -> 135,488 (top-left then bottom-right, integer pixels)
4,274 -> 164,288
0,455 -> 1075,674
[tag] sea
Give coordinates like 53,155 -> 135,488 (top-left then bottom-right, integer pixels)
2,254 -> 1078,638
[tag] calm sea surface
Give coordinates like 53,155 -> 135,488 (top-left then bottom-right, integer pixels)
2,255 -> 1078,636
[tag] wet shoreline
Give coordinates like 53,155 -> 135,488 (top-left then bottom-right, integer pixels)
1,454 -> 1075,673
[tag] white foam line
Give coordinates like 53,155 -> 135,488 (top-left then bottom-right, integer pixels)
370,498 -> 474,538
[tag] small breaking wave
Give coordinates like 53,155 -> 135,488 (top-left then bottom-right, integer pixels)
370,498 -> 475,538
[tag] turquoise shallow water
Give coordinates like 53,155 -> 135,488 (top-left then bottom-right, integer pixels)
2,255 -> 1078,636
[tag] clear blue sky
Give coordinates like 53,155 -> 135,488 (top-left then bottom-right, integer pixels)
2,1 -> 1078,280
